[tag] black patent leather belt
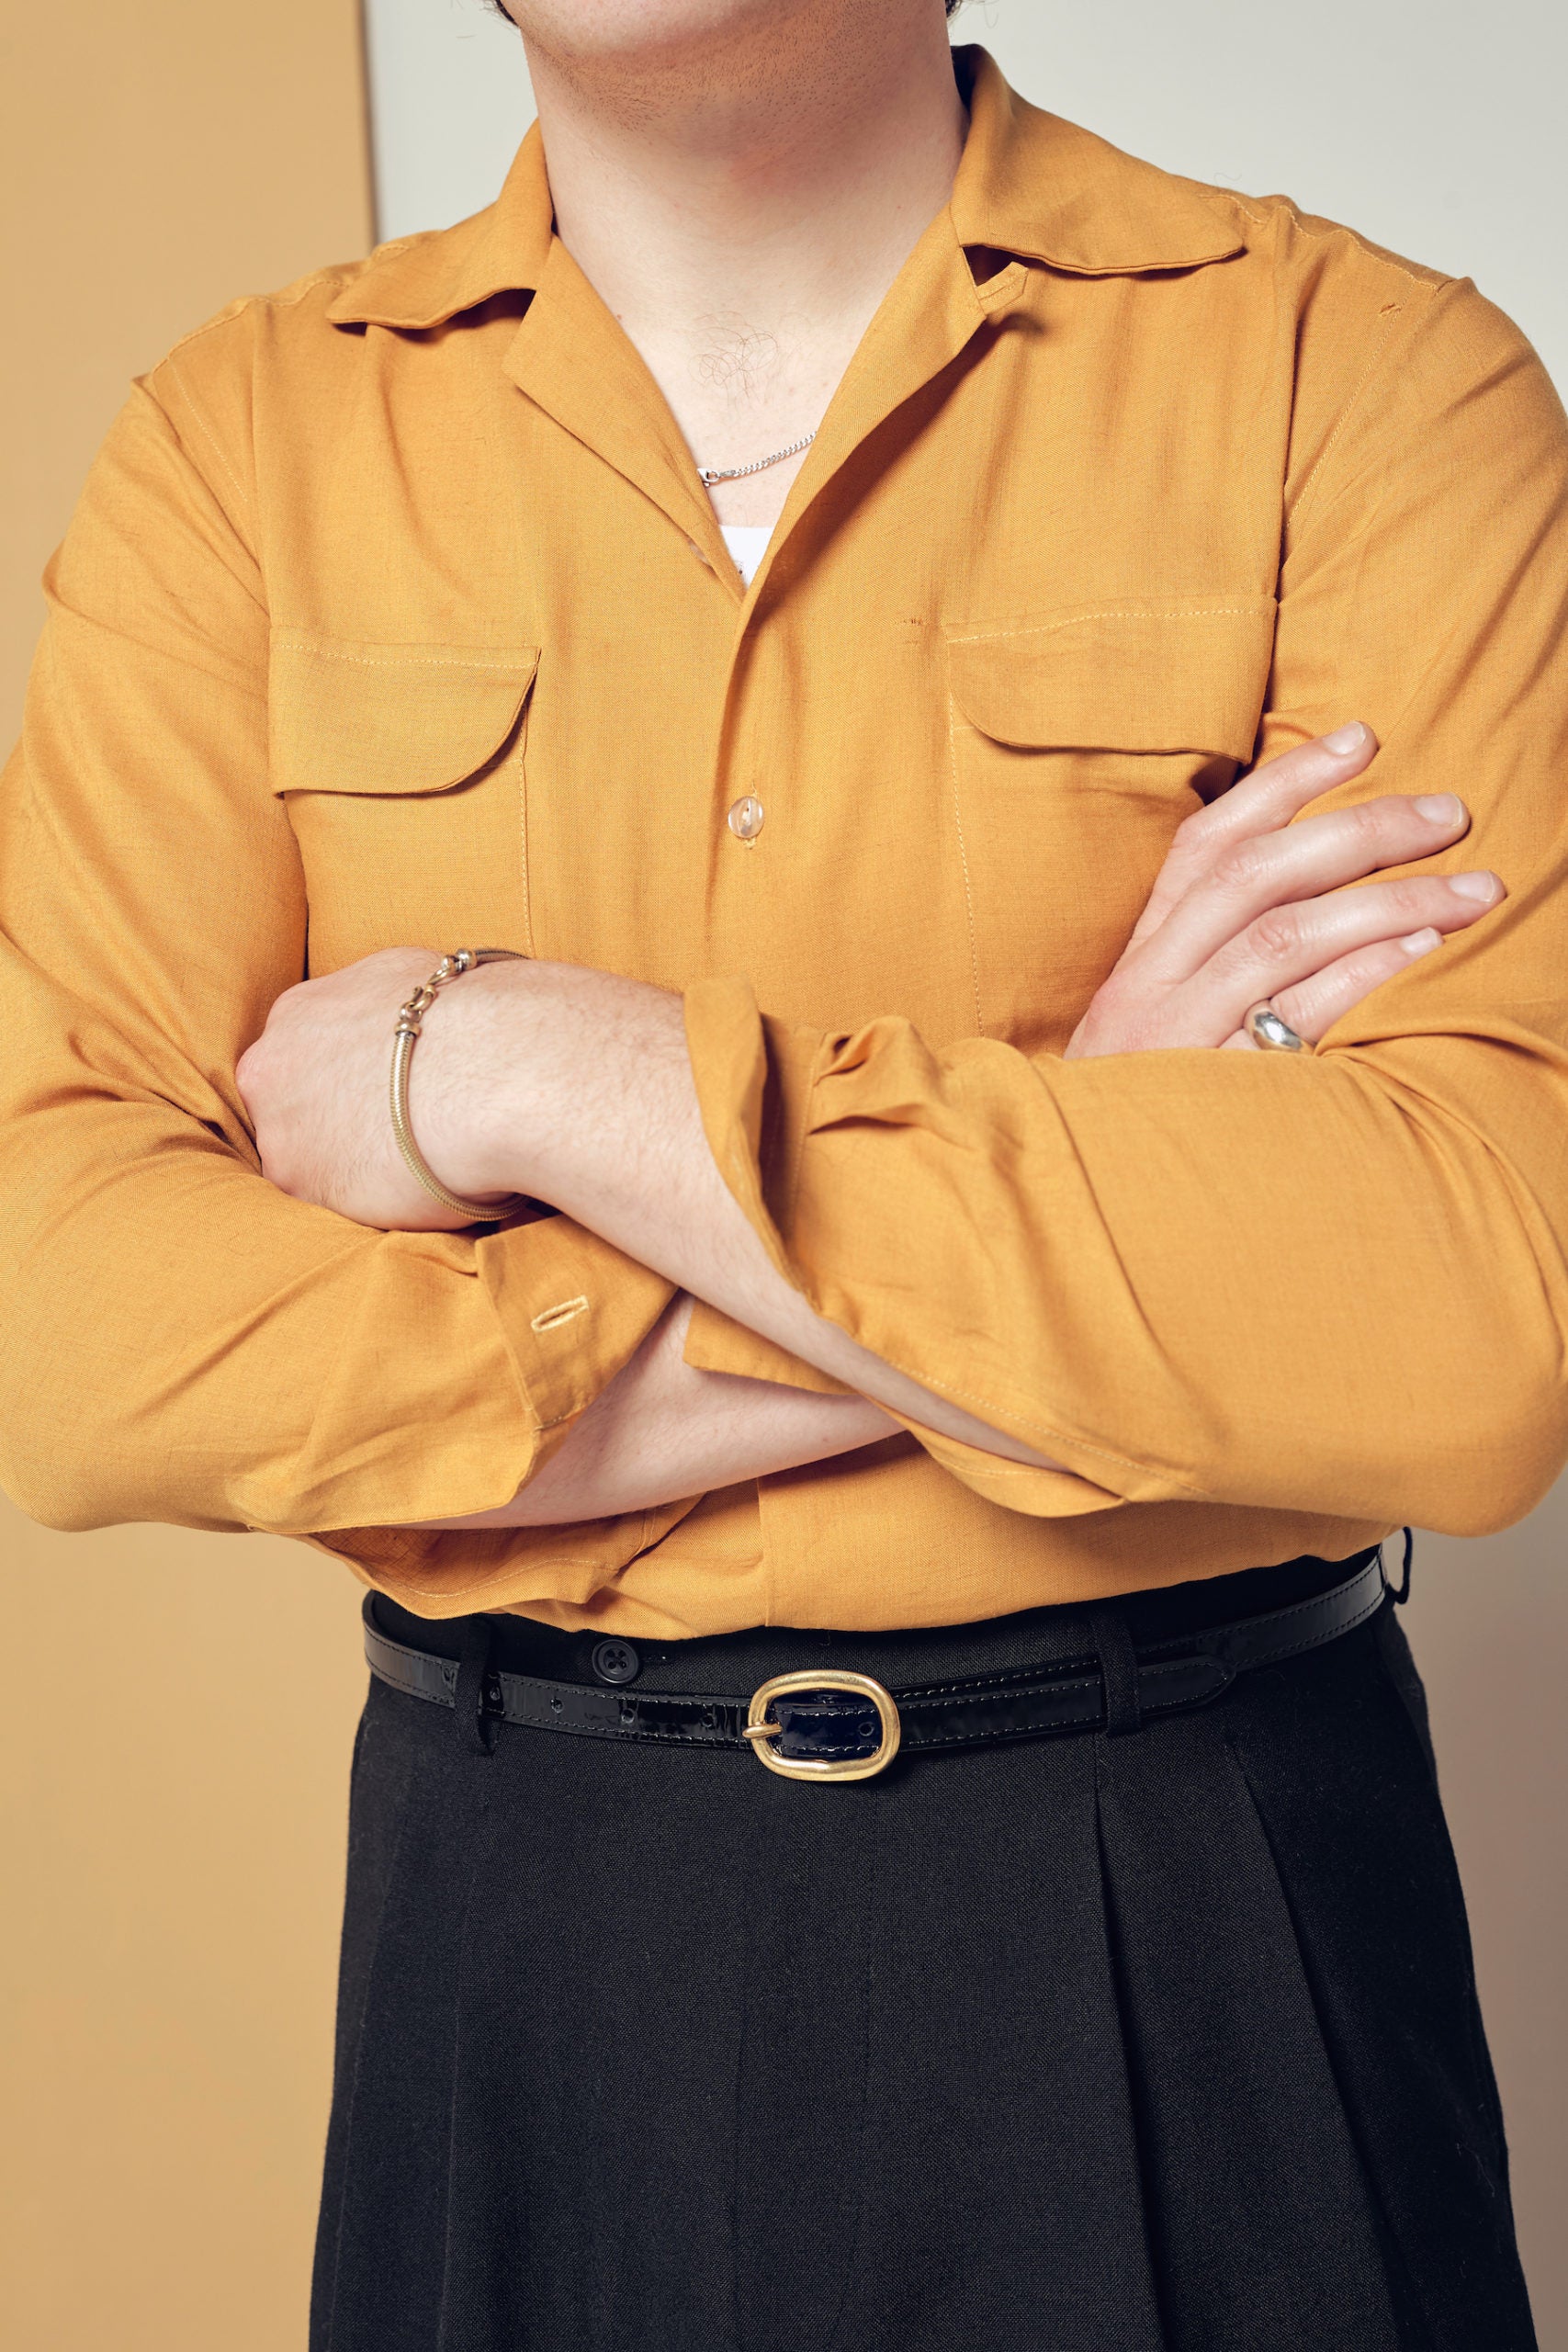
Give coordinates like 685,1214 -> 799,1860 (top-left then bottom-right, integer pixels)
363,1548 -> 1388,1783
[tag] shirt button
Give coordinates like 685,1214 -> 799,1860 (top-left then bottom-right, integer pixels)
592,1638 -> 640,1687
727,796 -> 765,842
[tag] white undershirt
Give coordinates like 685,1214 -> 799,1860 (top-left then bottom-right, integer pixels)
719,523 -> 773,586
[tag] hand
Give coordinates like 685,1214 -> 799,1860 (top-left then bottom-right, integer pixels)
1065,723 -> 1505,1058
236,946 -> 514,1229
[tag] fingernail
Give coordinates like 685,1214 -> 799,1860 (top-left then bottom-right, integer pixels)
1449,870 -> 1501,902
1413,793 -> 1464,826
1398,928 -> 1443,956
1324,722 -> 1368,754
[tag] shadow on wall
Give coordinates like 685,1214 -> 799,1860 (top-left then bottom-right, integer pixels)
1404,1500 -> 1568,2335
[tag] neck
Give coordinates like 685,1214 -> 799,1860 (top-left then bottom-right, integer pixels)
518,5 -> 967,524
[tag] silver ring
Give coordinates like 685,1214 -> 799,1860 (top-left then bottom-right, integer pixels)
1244,1001 -> 1310,1053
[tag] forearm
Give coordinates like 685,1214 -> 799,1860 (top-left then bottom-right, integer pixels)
418,961 -> 1062,1470
410,1293 -> 898,1529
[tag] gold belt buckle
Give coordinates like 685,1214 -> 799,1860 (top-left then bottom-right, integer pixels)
741,1670 -> 901,1783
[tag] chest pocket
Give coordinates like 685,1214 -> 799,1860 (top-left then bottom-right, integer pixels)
945,598 -> 1275,1051
268,632 -> 541,974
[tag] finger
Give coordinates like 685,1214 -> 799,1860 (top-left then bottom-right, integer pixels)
1134,787 -> 1472,984
1129,721 -> 1380,946
1195,868 -> 1503,1042
1264,927 -> 1445,1044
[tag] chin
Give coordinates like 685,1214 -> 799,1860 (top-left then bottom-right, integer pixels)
499,0 -> 807,67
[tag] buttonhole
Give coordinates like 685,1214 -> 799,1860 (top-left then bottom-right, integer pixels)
530,1295 -> 590,1334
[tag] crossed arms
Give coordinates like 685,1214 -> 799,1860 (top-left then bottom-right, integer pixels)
234,727 -> 1499,1530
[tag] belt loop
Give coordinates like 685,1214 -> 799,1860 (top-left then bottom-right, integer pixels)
1087,1606 -> 1144,1738
455,1615 -> 500,1756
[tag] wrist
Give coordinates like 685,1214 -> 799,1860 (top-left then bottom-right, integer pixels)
406,959 -> 692,1213
403,959 -> 546,1207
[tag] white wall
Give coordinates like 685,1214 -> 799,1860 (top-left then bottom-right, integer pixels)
362,0 -> 532,242
358,0 -> 1568,2329
364,0 -> 1567,390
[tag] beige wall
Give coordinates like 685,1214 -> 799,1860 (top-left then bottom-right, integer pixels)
3,5 -> 1565,2346
0,1517 -> 367,2348
0,3 -> 372,731
0,6 -> 371,2345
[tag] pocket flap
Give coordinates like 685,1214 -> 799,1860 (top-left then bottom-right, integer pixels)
947,599 -> 1275,760
269,633 -> 541,797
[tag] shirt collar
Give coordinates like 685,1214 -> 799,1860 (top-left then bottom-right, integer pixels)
325,125 -> 554,330
949,48 -> 1246,276
327,45 -> 1246,333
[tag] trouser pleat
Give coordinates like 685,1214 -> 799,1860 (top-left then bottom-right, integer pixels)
1096,1704 -> 1402,2349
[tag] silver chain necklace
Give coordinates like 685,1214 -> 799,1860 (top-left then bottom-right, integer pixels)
696,431 -> 816,488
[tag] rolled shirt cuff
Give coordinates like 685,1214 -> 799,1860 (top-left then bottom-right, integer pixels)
681,977 -> 1144,1521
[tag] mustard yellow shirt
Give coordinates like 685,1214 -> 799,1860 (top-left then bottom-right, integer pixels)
5,51 -> 1568,1637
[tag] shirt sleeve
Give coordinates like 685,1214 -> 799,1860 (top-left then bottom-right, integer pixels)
682,277 -> 1568,1540
0,368 -> 689,1617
